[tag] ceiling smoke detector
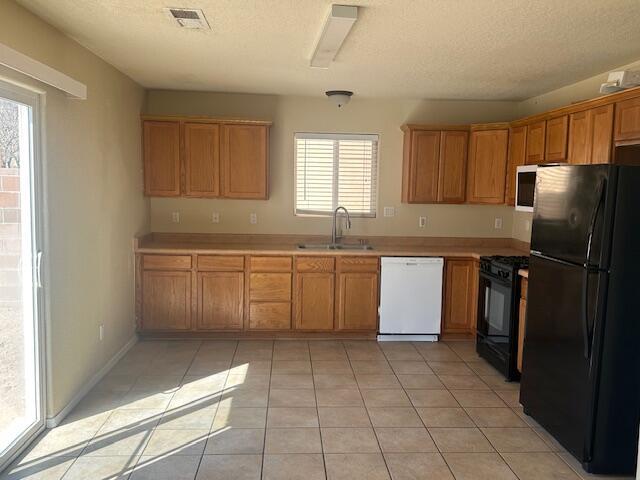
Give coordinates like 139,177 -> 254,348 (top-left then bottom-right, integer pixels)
600,70 -> 640,94
326,90 -> 353,108
164,8 -> 210,29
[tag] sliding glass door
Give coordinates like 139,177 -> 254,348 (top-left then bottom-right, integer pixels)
0,81 -> 45,470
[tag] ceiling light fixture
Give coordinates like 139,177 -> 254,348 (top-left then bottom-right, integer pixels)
326,90 -> 353,108
310,5 -> 358,68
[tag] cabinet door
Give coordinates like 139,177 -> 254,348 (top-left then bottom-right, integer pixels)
545,115 -> 568,162
295,273 -> 335,331
590,104 -> 614,164
221,124 -> 269,199
143,120 -> 181,196
437,130 -> 468,203
184,123 -> 220,197
336,272 -> 378,331
406,130 -> 440,203
517,298 -> 527,372
526,121 -> 546,164
142,270 -> 191,330
198,272 -> 243,330
567,110 -> 591,165
466,129 -> 508,204
614,97 -> 640,142
505,126 -> 527,205
442,259 -> 476,334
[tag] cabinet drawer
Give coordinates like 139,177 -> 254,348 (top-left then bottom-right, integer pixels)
198,255 -> 244,271
337,256 -> 379,272
296,257 -> 335,272
249,302 -> 291,330
250,273 -> 292,301
143,255 -> 192,270
250,256 -> 292,272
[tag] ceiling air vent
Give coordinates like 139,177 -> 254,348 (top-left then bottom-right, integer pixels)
164,8 -> 210,29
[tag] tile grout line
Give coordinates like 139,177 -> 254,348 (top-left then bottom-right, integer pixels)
307,340 -> 329,478
258,339 -> 276,478
347,340 -> 394,479
193,339 -> 239,480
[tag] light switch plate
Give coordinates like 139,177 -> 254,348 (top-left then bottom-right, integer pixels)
383,206 -> 395,217
494,217 -> 503,229
249,213 -> 258,224
171,212 -> 180,223
211,212 -> 220,224
419,216 -> 427,228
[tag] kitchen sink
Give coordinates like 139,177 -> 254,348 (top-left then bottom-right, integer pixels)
297,243 -> 374,251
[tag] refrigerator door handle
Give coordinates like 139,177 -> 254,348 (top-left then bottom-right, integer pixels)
585,178 -> 605,267
581,269 -> 592,360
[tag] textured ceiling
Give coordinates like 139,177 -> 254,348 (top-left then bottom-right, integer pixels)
16,0 -> 640,100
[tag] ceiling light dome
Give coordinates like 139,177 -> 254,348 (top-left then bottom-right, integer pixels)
326,90 -> 353,108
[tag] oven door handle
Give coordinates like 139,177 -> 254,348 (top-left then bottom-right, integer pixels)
484,286 -> 490,319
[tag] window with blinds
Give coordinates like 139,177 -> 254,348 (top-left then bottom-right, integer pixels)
295,133 -> 378,217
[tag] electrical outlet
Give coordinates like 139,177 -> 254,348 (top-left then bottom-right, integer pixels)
419,216 -> 427,228
494,217 -> 503,229
171,212 -> 180,223
383,206 -> 395,217
249,213 -> 258,225
211,212 -> 220,224
99,324 -> 104,341
525,220 -> 531,232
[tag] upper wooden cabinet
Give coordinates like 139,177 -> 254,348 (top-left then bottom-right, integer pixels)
184,123 -> 220,197
614,97 -> 640,142
401,126 -> 468,204
568,105 -> 613,165
545,115 -> 569,162
590,104 -> 614,164
505,126 -> 527,206
466,128 -> 509,204
221,124 -> 269,199
438,130 -> 469,203
525,121 -> 546,164
142,116 -> 271,199
143,121 -> 181,196
402,129 -> 440,202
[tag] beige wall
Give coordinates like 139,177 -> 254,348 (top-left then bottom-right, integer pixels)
0,1 -> 148,416
511,59 -> 640,243
147,91 -> 520,238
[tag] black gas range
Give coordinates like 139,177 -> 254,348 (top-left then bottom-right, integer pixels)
476,255 -> 529,381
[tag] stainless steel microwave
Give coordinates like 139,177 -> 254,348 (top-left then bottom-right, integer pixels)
515,165 -> 537,212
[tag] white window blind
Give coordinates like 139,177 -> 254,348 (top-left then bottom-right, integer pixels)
295,133 -> 378,217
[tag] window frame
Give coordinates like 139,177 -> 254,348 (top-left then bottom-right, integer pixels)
293,132 -> 380,218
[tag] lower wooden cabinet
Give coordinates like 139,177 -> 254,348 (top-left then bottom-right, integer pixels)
198,271 -> 243,330
295,273 -> 335,330
517,276 -> 528,373
141,270 -> 192,331
441,258 -> 478,335
336,272 -> 379,331
247,257 -> 293,330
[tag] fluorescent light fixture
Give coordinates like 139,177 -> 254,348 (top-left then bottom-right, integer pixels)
310,5 -> 358,68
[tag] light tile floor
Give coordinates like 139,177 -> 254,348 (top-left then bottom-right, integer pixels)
1,340 -> 634,480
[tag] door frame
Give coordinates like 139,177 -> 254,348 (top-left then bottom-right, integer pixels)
0,77 -> 48,472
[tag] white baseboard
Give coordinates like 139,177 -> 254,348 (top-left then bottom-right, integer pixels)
45,335 -> 138,428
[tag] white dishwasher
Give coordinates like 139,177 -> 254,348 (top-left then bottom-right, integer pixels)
378,257 -> 444,341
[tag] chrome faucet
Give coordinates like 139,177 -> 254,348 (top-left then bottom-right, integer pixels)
331,206 -> 351,245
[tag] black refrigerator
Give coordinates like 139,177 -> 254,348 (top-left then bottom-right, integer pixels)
520,164 -> 640,475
